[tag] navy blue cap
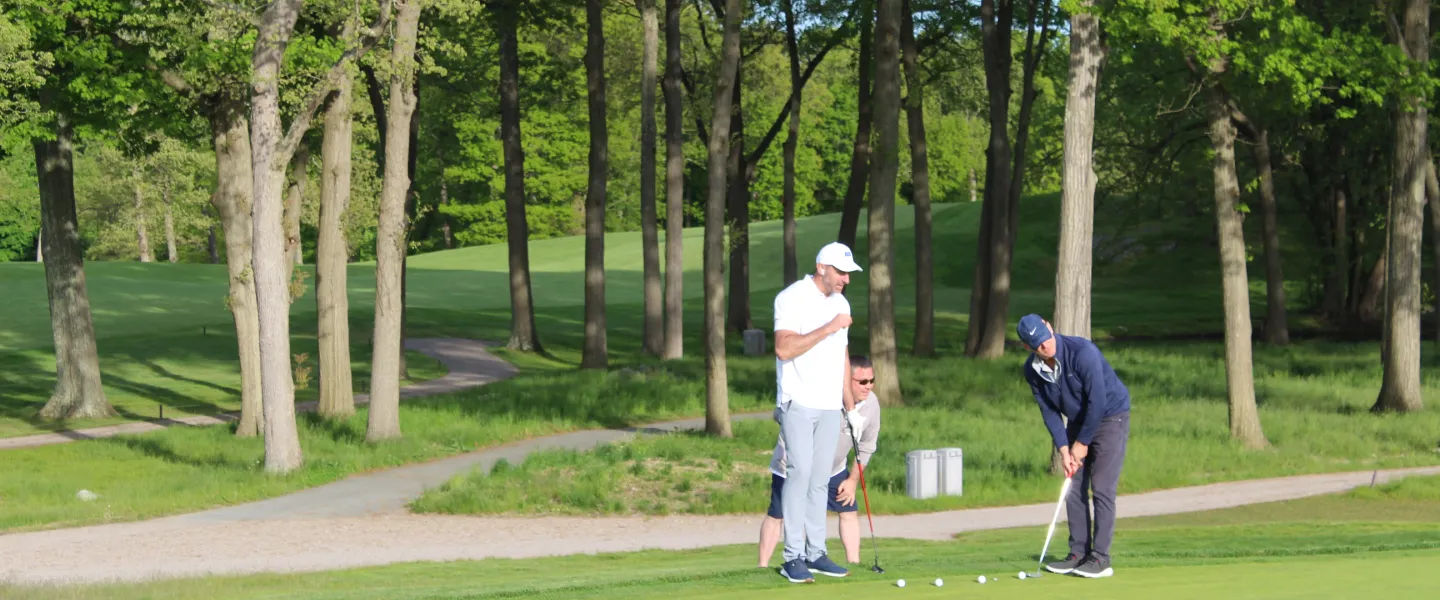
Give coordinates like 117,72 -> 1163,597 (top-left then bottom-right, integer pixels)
1017,314 -> 1052,349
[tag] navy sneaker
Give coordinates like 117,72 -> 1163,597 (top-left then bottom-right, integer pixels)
779,558 -> 814,583
805,553 -> 850,578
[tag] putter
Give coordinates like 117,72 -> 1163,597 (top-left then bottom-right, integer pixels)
1025,474 -> 1074,579
846,418 -> 885,574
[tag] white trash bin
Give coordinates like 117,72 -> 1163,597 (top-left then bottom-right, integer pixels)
937,447 -> 963,496
905,449 -> 938,499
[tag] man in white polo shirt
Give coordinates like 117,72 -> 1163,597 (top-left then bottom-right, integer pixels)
771,241 -> 865,583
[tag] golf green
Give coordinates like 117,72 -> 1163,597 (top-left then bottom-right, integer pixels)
678,551 -> 1440,599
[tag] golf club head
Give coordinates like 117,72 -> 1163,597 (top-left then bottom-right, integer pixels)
871,564 -> 885,574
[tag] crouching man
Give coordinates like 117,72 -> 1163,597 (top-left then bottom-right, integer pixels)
759,355 -> 882,571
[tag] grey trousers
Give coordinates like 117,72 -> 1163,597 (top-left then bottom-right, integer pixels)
1067,411 -> 1129,561
778,401 -> 843,563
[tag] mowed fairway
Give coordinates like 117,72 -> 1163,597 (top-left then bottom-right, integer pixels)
0,206 -> 939,436
0,195 -> 1290,436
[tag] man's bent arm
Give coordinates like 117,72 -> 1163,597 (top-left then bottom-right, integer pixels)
775,326 -> 835,361
841,351 -> 854,411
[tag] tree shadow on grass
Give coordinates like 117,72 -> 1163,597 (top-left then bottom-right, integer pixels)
103,373 -> 229,418
298,411 -> 368,445
133,358 -> 240,397
100,434 -> 252,470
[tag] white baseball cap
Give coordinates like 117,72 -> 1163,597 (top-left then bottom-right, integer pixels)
816,242 -> 863,272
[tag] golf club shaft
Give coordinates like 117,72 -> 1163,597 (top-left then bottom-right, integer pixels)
847,420 -> 881,566
1037,476 -> 1072,571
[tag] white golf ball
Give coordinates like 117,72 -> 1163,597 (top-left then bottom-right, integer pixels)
977,575 -> 987,584
1018,571 -> 1028,580
934,578 -> 944,587
896,579 -> 906,587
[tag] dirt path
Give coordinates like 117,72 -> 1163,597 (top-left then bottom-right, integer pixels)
0,338 -> 516,451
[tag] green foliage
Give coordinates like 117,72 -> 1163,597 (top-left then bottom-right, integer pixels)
440,201 -> 580,246
0,9 -> 51,142
0,151 -> 40,261
8,0 -> 155,139
925,103 -> 987,203
1111,0 -> 1421,113
0,200 -> 40,262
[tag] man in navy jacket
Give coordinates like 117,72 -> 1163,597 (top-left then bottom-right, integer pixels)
1017,314 -> 1131,579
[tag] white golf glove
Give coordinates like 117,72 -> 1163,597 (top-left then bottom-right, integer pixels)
845,409 -> 867,434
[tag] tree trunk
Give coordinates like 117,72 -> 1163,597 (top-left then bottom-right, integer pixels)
399,77 -> 420,382
704,0 -> 743,438
781,0 -> 801,287
1373,0 -> 1427,413
284,143 -> 310,277
725,75 -> 751,333
836,0 -> 874,248
209,95 -> 264,438
497,1 -> 542,353
1427,160 -> 1439,348
207,221 -> 218,264
1007,0 -> 1053,245
965,182 -> 994,355
638,0 -> 664,356
33,101 -> 115,420
361,55 -> 419,383
36,229 -> 43,262
1201,21 -> 1267,448
1054,0 -> 1102,339
317,74 -> 355,420
971,0 -> 1015,359
1324,183 -> 1348,320
249,0 -> 307,473
900,0 -> 933,357
164,187 -> 178,263
367,0 -> 421,442
662,0 -> 685,360
581,0 -> 609,369
1250,128 -> 1288,344
1359,254 -> 1386,323
1348,171 -> 1370,315
439,176 -> 453,249
133,168 -> 153,263
867,0 -> 902,406
969,167 -> 977,202
434,133 -> 453,251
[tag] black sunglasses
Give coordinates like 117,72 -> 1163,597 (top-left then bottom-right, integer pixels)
853,378 -> 874,385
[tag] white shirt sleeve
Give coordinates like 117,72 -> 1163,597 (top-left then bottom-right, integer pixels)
774,290 -> 801,333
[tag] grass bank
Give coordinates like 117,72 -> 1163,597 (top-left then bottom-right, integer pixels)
412,339 -> 1440,517
10,476 -> 1440,600
0,361 -> 776,532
